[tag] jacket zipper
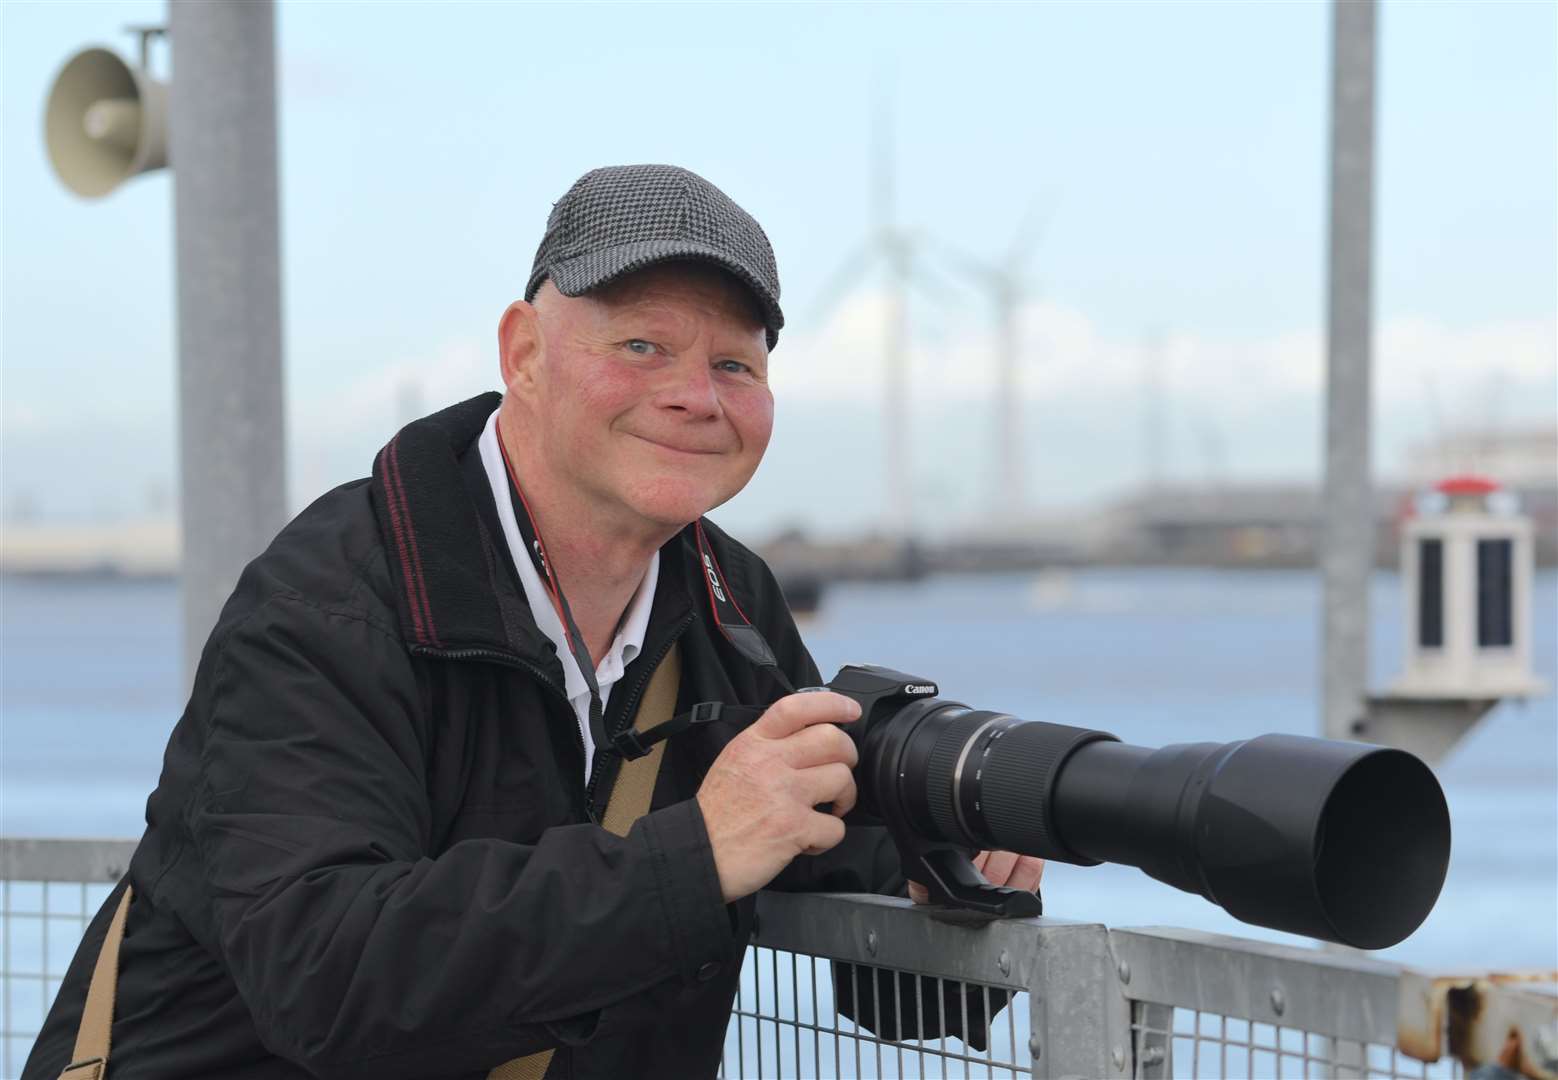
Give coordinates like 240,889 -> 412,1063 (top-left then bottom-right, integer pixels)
412,613 -> 694,824
409,643 -> 600,823
582,612 -> 694,821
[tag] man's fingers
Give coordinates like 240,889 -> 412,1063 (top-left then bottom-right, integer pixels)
974,850 -> 1043,893
755,691 -> 861,740
797,762 -> 855,813
907,853 -> 1041,910
826,778 -> 857,818
800,810 -> 846,856
782,722 -> 859,770
1007,856 -> 1044,894
980,849 -> 1019,886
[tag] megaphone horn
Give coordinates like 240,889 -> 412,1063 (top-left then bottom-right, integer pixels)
44,47 -> 168,199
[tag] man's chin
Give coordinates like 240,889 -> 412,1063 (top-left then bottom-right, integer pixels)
625,480 -> 736,531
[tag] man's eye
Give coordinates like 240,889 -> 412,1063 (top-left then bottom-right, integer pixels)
715,359 -> 752,374
625,339 -> 658,356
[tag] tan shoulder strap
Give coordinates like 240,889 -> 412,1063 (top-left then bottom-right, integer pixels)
57,649 -> 683,1080
598,643 -> 681,839
490,643 -> 682,1080
58,884 -> 133,1080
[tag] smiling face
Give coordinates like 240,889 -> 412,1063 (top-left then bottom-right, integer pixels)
497,262 -> 774,540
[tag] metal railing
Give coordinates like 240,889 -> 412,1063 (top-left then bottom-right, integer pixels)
4,839 -> 1554,1080
0,839 -> 135,1079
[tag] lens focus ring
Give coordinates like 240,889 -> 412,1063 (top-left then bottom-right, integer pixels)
923,712 -> 977,843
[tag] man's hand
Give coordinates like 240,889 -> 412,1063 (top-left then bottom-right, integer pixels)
906,850 -> 1045,905
696,691 -> 861,904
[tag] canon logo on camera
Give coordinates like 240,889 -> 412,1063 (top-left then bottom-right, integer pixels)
905,684 -> 936,695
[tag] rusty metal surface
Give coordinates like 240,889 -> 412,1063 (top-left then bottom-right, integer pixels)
1399,970 -> 1558,1079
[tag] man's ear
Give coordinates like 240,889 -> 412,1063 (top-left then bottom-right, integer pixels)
497,299 -> 545,399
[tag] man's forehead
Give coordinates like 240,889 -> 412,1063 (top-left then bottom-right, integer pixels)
573,264 -> 766,332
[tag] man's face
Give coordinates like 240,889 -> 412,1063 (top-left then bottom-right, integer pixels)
514,264 -> 774,533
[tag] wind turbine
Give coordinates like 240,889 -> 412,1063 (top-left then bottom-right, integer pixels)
932,201 -> 1050,519
1143,328 -> 1169,493
807,92 -> 947,539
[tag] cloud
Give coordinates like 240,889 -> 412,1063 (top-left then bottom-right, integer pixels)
10,293 -> 1545,532
287,337 -> 499,503
775,290 -> 1557,427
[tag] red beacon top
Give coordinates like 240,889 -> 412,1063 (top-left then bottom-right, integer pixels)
1435,474 -> 1501,496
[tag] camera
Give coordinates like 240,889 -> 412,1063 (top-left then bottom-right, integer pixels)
824,665 -> 1451,950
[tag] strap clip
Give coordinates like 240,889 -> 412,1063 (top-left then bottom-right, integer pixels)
613,727 -> 654,762
688,701 -> 725,725
610,701 -> 739,761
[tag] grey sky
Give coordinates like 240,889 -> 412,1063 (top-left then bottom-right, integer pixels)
3,1 -> 1554,536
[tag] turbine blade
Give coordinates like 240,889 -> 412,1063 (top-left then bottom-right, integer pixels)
803,242 -> 885,332
1004,188 -> 1059,271
921,234 -> 996,290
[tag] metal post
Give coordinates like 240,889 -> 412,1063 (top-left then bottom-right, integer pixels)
886,240 -> 911,536
1321,0 -> 1377,742
167,0 -> 287,688
995,281 -> 1023,513
874,92 -> 913,539
1142,329 -> 1166,492
1028,923 -> 1127,1078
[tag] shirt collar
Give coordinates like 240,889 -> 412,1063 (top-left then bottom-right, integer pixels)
477,407 -> 659,702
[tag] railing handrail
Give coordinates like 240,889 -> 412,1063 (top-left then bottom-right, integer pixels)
5,838 -> 1554,1079
0,836 -> 138,883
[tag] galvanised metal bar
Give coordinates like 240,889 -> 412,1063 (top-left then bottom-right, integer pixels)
6,846 -> 1548,1078
0,838 -> 138,883
756,892 -> 1034,995
1030,921 -> 1129,1078
1108,926 -> 1401,1048
1320,0 -> 1378,742
167,0 -> 288,691
753,891 -> 1123,1078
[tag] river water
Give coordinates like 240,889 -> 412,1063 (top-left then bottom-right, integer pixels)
3,568 -> 1555,978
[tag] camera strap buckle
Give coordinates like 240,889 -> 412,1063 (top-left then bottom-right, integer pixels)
610,701 -> 763,760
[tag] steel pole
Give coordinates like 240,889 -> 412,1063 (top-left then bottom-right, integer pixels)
167,0 -> 286,689
1321,0 -> 1377,741
995,284 -> 1022,514
886,244 -> 911,536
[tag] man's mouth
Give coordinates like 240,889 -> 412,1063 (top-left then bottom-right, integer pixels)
631,433 -> 726,456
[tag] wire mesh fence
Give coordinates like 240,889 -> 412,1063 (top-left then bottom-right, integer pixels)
2,840 -> 1543,1080
1129,1002 -> 1466,1080
720,944 -> 1032,1079
0,840 -> 132,1080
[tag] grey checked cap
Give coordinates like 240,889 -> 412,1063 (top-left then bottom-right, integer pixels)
526,164 -> 784,348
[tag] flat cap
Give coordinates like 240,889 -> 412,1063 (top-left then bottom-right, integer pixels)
526,164 -> 784,348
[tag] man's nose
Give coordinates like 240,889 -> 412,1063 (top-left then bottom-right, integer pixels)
658,355 -> 722,418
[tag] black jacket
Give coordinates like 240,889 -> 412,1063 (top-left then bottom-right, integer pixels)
25,394 -> 910,1080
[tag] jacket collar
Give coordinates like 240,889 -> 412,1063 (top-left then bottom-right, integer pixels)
368,392 -> 695,663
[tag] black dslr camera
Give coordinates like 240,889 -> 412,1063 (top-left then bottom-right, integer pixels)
823,665 -> 1450,950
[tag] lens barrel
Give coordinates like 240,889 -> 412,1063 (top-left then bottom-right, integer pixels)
858,696 -> 1450,950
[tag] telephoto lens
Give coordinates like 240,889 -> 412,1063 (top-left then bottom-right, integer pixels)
832,666 -> 1451,950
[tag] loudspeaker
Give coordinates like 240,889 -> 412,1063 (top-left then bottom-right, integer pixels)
44,47 -> 168,199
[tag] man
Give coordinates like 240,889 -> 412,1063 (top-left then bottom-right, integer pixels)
26,165 -> 1041,1079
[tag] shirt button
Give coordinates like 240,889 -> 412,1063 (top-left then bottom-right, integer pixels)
696,961 -> 720,982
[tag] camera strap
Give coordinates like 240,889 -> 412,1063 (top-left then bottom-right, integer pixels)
605,524 -> 796,759
692,520 -> 795,695
496,437 -> 789,762
496,432 -> 621,760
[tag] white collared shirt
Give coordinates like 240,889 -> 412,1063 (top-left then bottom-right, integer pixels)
477,408 -> 660,783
